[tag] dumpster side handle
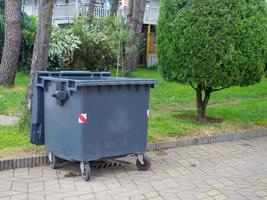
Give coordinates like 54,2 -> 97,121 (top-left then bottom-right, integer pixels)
52,91 -> 69,105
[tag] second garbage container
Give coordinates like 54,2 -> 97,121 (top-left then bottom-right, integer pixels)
30,71 -> 157,181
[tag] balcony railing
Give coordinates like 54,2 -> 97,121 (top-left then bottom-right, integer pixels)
52,3 -> 78,24
21,3 -> 159,25
144,6 -> 159,25
22,5 -> 38,17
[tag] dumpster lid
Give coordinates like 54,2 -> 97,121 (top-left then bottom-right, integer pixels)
38,76 -> 157,88
37,71 -> 111,78
76,77 -> 157,86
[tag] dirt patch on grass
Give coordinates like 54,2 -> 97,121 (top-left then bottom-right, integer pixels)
180,126 -> 267,140
0,146 -> 46,159
149,125 -> 267,143
175,113 -> 223,124
151,99 -> 242,116
196,116 -> 224,124
0,115 -> 20,126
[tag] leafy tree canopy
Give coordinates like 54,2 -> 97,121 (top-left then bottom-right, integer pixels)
157,0 -> 267,89
157,0 -> 267,119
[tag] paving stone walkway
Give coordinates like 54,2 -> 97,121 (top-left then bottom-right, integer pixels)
0,137 -> 267,200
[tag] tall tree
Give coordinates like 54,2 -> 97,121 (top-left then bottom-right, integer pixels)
0,0 -> 22,86
111,0 -> 119,16
26,0 -> 54,112
88,0 -> 96,23
124,0 -> 146,75
157,0 -> 267,120
0,3 -> 5,55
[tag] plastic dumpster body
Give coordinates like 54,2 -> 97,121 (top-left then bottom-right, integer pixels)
30,71 -> 157,181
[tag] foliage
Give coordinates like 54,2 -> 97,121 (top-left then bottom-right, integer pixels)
158,0 -> 267,86
72,17 -> 117,71
19,13 -> 37,71
0,11 -> 37,71
132,69 -> 267,141
48,28 -> 81,69
47,17 -> 134,72
0,1 -> 4,10
0,72 -> 28,115
157,0 -> 267,117
108,19 -> 134,76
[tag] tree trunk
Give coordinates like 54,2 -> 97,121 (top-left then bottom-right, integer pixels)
0,0 -> 22,87
196,84 -> 212,120
124,0 -> 146,76
111,0 -> 119,16
26,0 -> 54,113
88,0 -> 96,23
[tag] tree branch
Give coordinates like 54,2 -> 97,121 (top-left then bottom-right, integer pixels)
189,81 -> 197,91
203,87 -> 212,109
212,86 -> 230,92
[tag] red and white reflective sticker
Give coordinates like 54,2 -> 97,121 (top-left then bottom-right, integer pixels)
78,113 -> 88,124
147,109 -> 150,117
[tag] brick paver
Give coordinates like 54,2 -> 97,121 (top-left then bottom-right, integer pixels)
0,137 -> 267,200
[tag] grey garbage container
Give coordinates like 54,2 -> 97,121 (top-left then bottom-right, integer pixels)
30,71 -> 157,181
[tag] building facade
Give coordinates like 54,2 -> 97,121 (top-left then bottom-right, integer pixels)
22,0 -> 159,25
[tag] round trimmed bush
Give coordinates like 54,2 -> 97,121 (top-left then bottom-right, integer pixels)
157,0 -> 267,119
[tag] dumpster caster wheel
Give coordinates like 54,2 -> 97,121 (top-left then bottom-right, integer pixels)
48,152 -> 58,169
136,155 -> 151,171
80,162 -> 91,182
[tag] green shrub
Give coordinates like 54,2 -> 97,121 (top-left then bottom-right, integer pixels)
108,19 -> 135,76
72,17 -> 116,71
157,0 -> 267,119
19,13 -> 37,71
0,12 -> 37,71
48,27 -> 81,70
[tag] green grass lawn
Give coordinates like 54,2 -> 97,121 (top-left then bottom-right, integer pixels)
0,73 -> 28,115
133,69 -> 267,141
0,69 -> 266,156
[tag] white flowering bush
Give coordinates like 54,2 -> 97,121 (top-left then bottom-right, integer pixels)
49,28 -> 81,69
48,17 -> 134,71
72,17 -> 117,71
